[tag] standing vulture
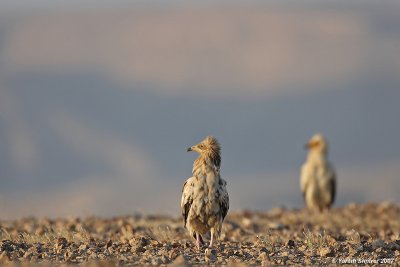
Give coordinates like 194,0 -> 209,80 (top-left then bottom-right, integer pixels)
300,134 -> 336,212
181,136 -> 229,249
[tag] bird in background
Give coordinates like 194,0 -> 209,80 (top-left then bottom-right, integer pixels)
181,136 -> 229,250
300,133 -> 336,212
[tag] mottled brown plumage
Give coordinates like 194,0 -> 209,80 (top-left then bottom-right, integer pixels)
181,136 -> 229,249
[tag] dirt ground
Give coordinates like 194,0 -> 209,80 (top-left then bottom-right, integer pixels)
0,202 -> 399,266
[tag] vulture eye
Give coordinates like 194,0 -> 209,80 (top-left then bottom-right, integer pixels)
198,144 -> 204,149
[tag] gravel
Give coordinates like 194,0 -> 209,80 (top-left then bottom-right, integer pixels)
0,202 -> 399,266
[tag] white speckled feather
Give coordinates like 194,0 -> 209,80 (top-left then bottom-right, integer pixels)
181,136 -> 229,247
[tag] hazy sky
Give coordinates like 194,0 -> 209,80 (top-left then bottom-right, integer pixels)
0,1 -> 399,219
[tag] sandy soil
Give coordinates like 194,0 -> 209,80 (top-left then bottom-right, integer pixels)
0,202 -> 399,266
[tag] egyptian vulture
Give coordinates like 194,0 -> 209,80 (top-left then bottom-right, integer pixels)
300,133 -> 336,212
181,136 -> 229,249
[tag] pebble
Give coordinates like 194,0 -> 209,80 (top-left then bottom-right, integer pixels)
0,203 -> 397,266
372,239 -> 385,250
205,248 -> 217,262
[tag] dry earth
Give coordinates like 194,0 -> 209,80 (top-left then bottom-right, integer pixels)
0,203 -> 399,266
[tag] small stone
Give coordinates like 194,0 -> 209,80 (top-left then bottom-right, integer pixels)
388,242 -> 400,250
168,248 -> 179,260
242,218 -> 252,227
23,250 -> 33,259
78,244 -> 88,251
346,229 -> 361,244
170,255 -> 186,266
57,237 -> 68,246
106,239 -> 113,248
287,239 -> 295,248
151,257 -> 163,265
348,245 -> 357,256
129,236 -> 149,248
326,235 -> 337,246
55,237 -> 68,252
119,255 -> 128,261
159,255 -> 169,264
205,248 -> 217,262
356,244 -> 364,252
298,245 -> 306,251
372,239 -> 385,250
319,247 -> 331,257
133,246 -> 146,254
258,251 -> 269,261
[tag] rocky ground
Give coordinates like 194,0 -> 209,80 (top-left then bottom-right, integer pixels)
0,202 -> 399,266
